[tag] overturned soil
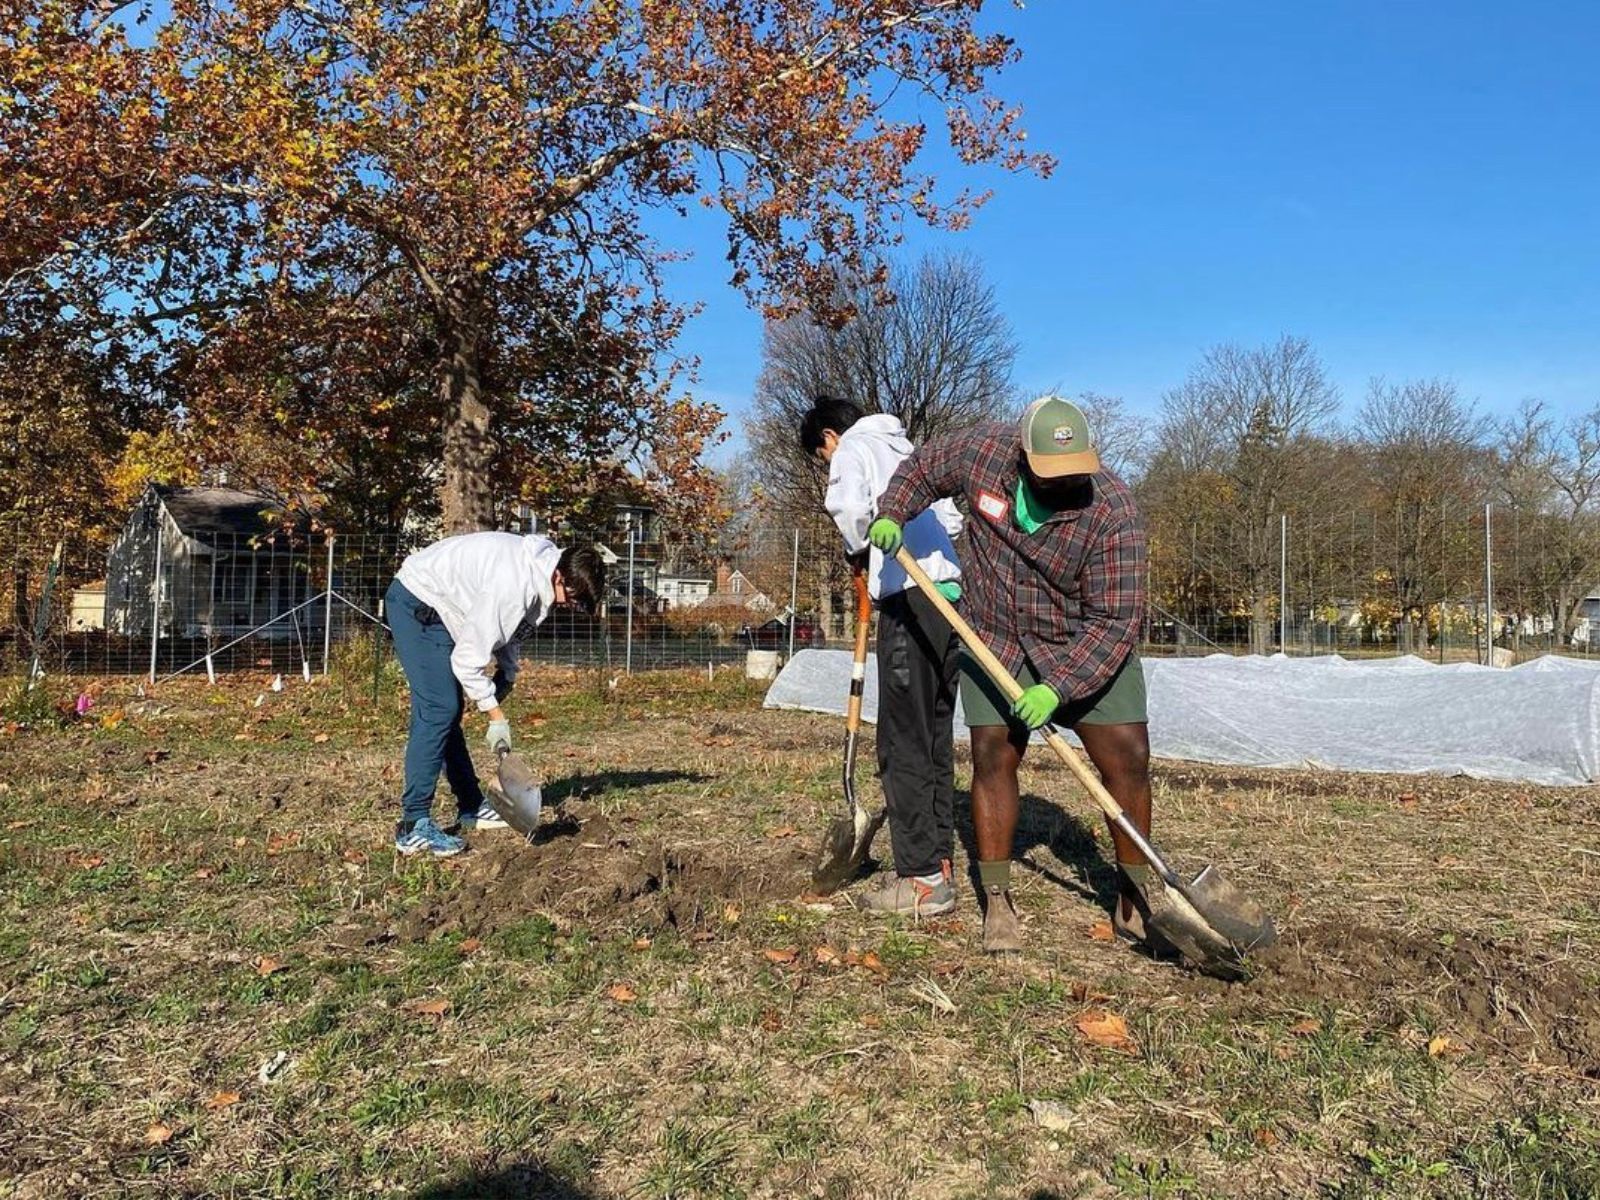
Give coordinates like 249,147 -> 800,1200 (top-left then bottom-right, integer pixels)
1214,922 -> 1600,1073
391,801 -> 816,943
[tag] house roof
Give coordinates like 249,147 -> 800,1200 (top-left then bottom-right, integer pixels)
156,487 -> 298,537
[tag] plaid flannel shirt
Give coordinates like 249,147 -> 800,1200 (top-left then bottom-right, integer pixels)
878,422 -> 1147,703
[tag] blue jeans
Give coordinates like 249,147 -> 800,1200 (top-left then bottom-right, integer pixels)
387,579 -> 487,825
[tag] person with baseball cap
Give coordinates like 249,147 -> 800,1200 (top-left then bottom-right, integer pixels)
865,397 -> 1158,955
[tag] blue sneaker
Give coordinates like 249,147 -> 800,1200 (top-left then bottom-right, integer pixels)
394,818 -> 465,858
456,802 -> 509,832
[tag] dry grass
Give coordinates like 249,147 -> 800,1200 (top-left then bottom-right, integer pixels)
1,665 -> 1598,1199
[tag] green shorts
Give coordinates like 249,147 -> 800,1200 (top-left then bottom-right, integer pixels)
959,650 -> 1147,730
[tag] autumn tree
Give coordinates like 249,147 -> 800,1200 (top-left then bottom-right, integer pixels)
1145,337 -> 1340,653
1353,378 -> 1488,649
7,0 -> 1049,535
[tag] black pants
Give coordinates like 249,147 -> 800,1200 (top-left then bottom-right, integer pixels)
876,587 -> 960,878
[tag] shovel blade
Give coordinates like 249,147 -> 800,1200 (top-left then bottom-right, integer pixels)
490,751 -> 544,838
809,806 -> 885,894
1181,864 -> 1277,953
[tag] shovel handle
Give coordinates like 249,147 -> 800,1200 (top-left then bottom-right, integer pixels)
844,568 -> 871,735
892,548 -> 1177,883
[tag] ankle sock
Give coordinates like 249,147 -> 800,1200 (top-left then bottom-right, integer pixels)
978,859 -> 1011,891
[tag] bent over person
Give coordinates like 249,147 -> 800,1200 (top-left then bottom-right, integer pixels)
800,396 -> 964,915
385,532 -> 604,857
869,397 -> 1158,954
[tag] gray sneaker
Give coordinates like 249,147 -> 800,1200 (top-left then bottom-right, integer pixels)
854,873 -> 956,918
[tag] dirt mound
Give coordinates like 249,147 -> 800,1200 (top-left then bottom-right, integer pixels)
1236,923 -> 1600,1072
394,803 -> 812,942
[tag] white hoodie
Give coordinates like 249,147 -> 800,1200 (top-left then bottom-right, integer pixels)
395,532 -> 561,711
824,414 -> 963,600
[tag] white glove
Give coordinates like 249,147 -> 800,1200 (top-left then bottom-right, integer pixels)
486,719 -> 512,754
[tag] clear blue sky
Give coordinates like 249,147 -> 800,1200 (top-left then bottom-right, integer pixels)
655,0 -> 1600,454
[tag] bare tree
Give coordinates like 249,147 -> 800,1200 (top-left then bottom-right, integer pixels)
744,251 -> 1016,626
1495,400 -> 1600,646
1145,336 -> 1340,653
1355,378 -> 1490,649
746,251 -> 1017,521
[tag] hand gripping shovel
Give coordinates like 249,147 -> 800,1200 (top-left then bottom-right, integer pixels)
810,568 -> 887,893
488,745 -> 544,839
894,548 -> 1276,975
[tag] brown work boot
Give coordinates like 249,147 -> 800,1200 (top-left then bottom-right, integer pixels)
982,885 -> 1023,954
1112,865 -> 1179,958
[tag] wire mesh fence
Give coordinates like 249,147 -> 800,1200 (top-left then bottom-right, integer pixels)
5,492 -> 1595,692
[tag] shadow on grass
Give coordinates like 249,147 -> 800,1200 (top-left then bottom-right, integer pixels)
412,1162 -> 592,1199
952,788 -> 1120,913
543,769 -> 710,806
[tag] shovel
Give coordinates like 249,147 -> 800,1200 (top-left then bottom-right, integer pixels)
487,744 -> 544,839
810,567 -> 887,893
894,548 -> 1276,974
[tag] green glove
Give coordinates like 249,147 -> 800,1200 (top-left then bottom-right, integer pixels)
867,518 -> 904,555
1010,683 -> 1060,730
486,719 -> 512,754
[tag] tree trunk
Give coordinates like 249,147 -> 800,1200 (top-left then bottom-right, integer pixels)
438,302 -> 495,534
1251,592 -> 1272,656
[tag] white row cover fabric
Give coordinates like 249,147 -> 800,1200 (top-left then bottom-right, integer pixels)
763,649 -> 1600,786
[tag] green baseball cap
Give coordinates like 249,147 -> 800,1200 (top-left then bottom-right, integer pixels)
1020,396 -> 1100,479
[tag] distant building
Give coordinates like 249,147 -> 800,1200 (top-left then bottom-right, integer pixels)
656,574 -> 713,609
704,562 -> 776,613
105,486 -> 321,638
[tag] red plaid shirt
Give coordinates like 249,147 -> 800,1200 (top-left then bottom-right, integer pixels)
878,422 -> 1147,702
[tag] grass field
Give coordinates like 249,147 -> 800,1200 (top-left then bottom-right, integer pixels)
2,660 -> 1598,1199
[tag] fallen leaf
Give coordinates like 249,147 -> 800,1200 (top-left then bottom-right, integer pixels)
606,983 -> 637,1003
1397,792 -> 1418,805
145,1123 -> 174,1145
340,847 -> 367,864
1288,1018 -> 1323,1037
1029,1099 -> 1077,1133
758,1008 -> 783,1032
1087,920 -> 1115,943
631,937 -> 652,951
1254,1127 -> 1279,1148
1068,981 -> 1112,1003
75,854 -> 106,870
460,937 -> 482,955
1427,1035 -> 1458,1058
860,952 -> 888,976
204,1091 -> 241,1110
312,732 -> 330,744
690,929 -> 716,943
254,956 -> 284,977
859,1014 -> 882,1029
722,903 -> 741,924
144,749 -> 169,766
766,825 -> 799,839
1074,1009 -> 1138,1053
100,709 -> 125,730
813,946 -> 839,965
762,947 -> 798,965
405,998 -> 451,1018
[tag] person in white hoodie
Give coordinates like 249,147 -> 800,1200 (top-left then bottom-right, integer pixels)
800,396 -> 965,916
385,532 -> 605,856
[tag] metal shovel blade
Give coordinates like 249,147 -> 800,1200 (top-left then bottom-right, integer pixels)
1181,864 -> 1277,953
489,749 -> 544,838
810,805 -> 886,894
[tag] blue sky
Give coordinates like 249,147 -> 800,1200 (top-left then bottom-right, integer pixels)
653,0 -> 1600,454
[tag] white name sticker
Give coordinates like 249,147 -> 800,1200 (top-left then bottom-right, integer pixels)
976,490 -> 1009,523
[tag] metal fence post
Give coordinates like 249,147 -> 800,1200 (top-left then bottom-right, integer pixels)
1279,514 -> 1288,655
787,528 -> 799,659
148,518 -> 163,684
1484,502 -> 1494,666
323,532 -> 335,675
624,514 -> 635,675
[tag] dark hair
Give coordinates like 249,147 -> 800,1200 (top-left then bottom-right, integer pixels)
798,395 -> 865,454
556,545 -> 606,615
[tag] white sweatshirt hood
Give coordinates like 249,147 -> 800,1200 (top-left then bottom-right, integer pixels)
824,415 -> 963,599
395,531 -> 561,711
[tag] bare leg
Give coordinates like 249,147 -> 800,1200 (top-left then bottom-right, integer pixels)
969,723 -> 1029,864
1075,721 -> 1152,921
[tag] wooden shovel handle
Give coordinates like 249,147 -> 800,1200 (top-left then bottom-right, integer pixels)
844,568 -> 871,732
892,548 -> 1128,829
